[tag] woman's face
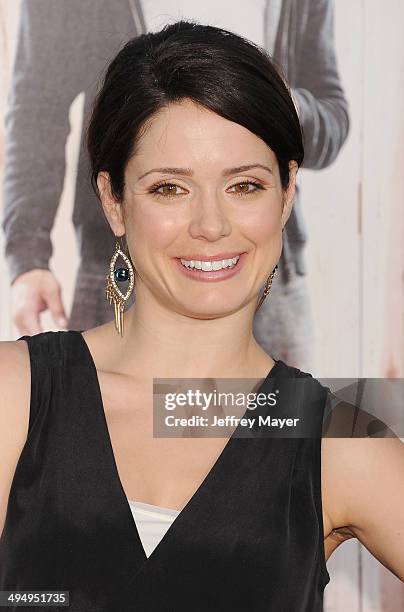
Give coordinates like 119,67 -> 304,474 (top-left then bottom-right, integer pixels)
99,98 -> 298,318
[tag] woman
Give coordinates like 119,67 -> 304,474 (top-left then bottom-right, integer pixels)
0,20 -> 403,611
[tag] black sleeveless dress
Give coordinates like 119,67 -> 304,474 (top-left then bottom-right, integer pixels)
0,330 -> 330,611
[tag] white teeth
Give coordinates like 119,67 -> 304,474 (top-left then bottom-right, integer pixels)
180,255 -> 240,271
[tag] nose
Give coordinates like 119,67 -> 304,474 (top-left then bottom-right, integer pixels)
188,192 -> 232,241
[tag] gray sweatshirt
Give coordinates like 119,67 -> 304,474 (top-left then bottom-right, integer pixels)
2,0 -> 349,285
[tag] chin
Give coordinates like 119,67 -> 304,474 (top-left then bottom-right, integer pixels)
178,298 -> 246,319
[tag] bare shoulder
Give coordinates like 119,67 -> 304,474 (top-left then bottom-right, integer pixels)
0,339 -> 30,428
0,339 -> 31,536
81,322 -> 120,372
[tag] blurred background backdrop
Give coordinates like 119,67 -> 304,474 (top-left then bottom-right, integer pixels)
0,1 -> 403,608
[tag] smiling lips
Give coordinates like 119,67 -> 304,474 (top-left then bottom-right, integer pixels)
179,251 -> 243,262
180,255 -> 240,272
175,252 -> 247,282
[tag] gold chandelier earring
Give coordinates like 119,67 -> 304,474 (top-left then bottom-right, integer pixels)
105,236 -> 135,337
255,265 -> 278,313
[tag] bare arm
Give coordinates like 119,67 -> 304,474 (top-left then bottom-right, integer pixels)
324,436 -> 404,581
0,341 -> 31,537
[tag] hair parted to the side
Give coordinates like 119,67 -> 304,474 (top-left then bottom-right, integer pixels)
86,19 -> 304,204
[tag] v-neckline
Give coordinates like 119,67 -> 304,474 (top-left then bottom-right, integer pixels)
73,329 -> 285,567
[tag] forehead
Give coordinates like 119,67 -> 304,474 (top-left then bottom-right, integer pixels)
128,99 -> 276,174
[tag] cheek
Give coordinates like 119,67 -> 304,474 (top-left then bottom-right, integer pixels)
237,202 -> 281,245
130,203 -> 182,251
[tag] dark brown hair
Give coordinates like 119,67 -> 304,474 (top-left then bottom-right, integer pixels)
87,20 -> 304,203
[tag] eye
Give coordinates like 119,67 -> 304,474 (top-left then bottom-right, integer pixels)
148,181 -> 187,199
227,181 -> 266,197
148,179 -> 266,200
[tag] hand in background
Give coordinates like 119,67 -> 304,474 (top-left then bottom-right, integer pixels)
11,269 -> 68,335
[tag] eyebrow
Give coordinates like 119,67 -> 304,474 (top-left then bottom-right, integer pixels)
138,164 -> 273,181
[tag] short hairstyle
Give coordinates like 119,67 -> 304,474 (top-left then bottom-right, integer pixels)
87,20 -> 304,203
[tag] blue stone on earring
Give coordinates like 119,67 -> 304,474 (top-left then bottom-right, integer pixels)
114,267 -> 129,282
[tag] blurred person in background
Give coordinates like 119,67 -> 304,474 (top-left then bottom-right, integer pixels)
1,0 -> 349,371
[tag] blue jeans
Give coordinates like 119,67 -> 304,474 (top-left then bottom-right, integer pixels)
69,265 -> 314,373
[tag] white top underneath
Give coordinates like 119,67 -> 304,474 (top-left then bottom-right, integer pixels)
128,499 -> 180,558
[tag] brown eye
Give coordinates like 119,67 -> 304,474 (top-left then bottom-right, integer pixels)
149,181 -> 186,199
228,181 -> 265,196
234,183 -> 252,195
159,184 -> 178,197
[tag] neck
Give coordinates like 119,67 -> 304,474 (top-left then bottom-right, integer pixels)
110,291 -> 273,381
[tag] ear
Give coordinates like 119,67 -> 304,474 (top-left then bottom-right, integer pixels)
96,171 -> 126,236
281,161 -> 299,229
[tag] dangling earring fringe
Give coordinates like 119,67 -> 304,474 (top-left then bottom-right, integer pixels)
105,238 -> 135,337
255,265 -> 278,313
